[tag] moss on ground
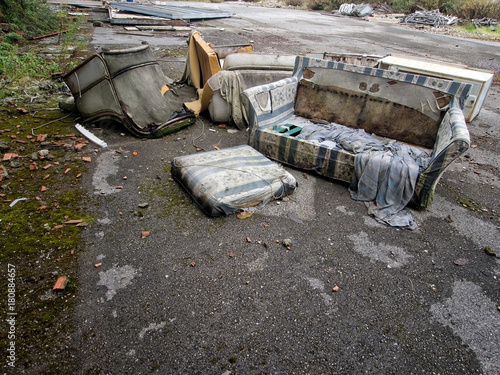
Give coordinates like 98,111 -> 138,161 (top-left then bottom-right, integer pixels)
0,103 -> 92,374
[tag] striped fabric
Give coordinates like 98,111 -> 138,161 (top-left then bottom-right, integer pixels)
171,145 -> 297,216
241,56 -> 470,209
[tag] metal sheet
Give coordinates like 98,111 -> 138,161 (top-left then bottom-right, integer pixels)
109,2 -> 233,20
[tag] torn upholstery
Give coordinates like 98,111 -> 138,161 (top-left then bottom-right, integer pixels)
63,45 -> 195,138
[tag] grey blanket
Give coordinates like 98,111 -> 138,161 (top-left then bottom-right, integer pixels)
297,124 -> 431,228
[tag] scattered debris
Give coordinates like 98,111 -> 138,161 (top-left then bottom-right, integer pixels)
472,18 -> 497,29
282,238 -> 292,250
484,246 -> 496,256
141,231 -> 151,239
53,276 -> 69,291
401,9 -> 459,27
338,3 -> 373,17
9,197 -> 27,207
237,211 -> 254,219
453,258 -> 469,266
75,124 -> 108,148
64,219 -> 84,225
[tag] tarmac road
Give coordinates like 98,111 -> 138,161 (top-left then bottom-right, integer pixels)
77,3 -> 500,374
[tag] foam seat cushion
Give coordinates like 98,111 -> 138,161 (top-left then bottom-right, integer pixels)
171,145 -> 297,216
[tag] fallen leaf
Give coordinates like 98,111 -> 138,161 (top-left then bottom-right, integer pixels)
94,263 -> 102,268
51,225 -> 64,231
82,157 -> 91,162
237,211 -> 254,219
484,246 -> 496,256
65,219 -> 83,224
40,186 -> 48,192
190,262 -> 196,267
246,237 -> 252,243
115,186 -> 124,189
287,212 -> 303,224
453,258 -> 469,266
229,252 -> 235,258
332,285 -> 340,292
141,230 -> 151,239
64,168 -> 71,174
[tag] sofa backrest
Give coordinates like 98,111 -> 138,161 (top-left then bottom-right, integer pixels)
291,58 -> 472,148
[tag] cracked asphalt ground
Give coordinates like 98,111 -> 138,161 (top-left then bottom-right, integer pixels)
33,2 -> 500,374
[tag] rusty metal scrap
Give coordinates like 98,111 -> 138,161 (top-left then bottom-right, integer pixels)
401,9 -> 459,27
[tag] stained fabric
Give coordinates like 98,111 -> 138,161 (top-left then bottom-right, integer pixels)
63,45 -> 195,138
297,123 -> 430,228
171,145 -> 297,216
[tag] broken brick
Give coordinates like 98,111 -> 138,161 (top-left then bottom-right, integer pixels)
65,219 -> 83,225
74,143 -> 86,150
2,153 -> 18,161
53,276 -> 68,291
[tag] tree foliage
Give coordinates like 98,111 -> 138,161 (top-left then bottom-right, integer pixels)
0,0 -> 60,39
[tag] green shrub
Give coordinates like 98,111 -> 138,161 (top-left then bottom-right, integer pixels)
285,0 -> 305,7
456,0 -> 500,20
0,42 -> 61,82
308,0 -> 333,11
0,0 -> 60,39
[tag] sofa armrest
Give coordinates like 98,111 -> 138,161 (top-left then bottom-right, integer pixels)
413,99 -> 470,208
241,76 -> 298,141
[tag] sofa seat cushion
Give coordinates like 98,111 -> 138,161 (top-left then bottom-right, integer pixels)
171,145 -> 297,217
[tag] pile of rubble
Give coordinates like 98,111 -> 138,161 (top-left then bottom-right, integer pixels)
400,9 -> 459,27
473,17 -> 497,30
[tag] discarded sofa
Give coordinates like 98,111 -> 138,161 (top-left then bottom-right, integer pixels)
242,56 -> 472,227
171,145 -> 297,216
180,30 -> 253,95
205,53 -> 297,129
181,31 -> 296,129
63,45 -> 195,138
